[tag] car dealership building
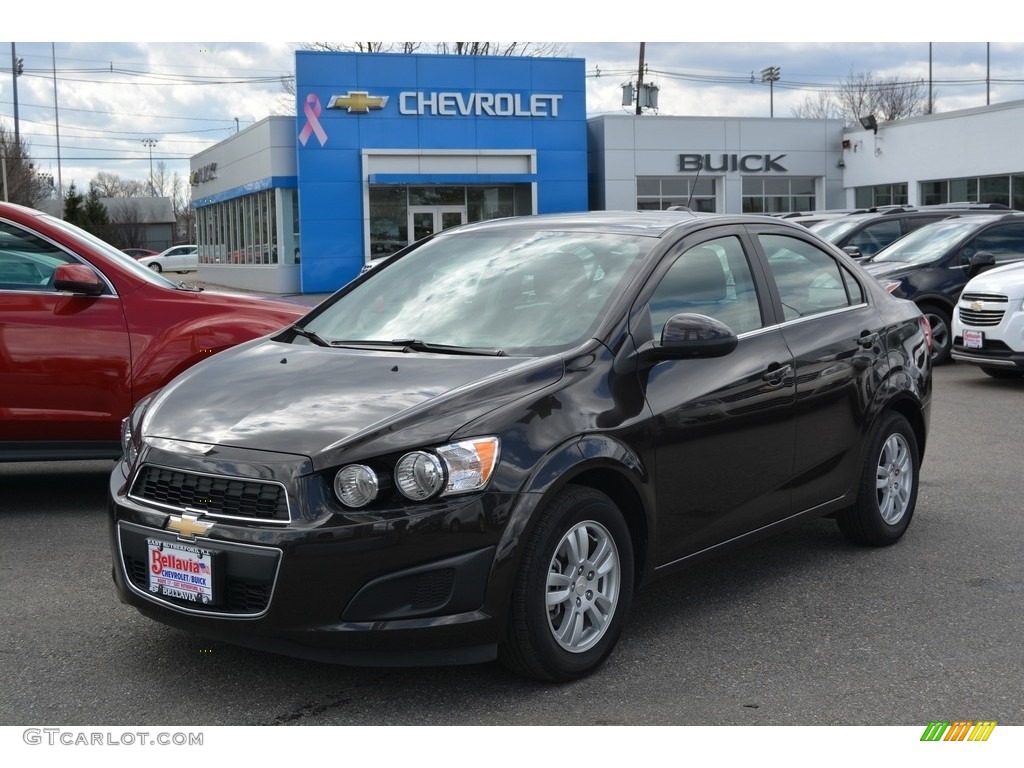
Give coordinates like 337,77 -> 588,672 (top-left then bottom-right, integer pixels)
190,50 -> 1024,294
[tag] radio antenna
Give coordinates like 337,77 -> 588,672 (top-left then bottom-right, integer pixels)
684,155 -> 704,211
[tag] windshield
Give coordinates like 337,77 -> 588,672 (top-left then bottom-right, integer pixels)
809,217 -> 866,242
304,229 -> 650,354
871,218 -> 983,265
41,213 -> 183,288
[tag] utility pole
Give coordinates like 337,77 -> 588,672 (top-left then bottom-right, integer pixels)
142,138 -> 158,196
635,43 -> 645,116
11,44 -> 23,146
760,66 -> 780,118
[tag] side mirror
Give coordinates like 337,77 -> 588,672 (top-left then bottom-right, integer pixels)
842,245 -> 865,261
656,313 -> 738,359
968,251 -> 996,278
52,263 -> 105,296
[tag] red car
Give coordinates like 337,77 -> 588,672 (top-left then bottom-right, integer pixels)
121,247 -> 158,259
0,201 -> 309,461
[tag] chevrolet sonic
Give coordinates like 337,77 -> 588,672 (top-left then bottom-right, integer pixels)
110,211 -> 932,681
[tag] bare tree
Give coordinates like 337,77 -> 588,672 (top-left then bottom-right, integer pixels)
874,76 -> 928,122
107,199 -> 146,248
791,90 -> 841,120
0,124 -> 50,206
151,161 -> 170,198
171,172 -> 194,242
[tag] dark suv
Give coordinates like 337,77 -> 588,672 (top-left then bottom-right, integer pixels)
810,204 -> 1009,261
862,212 -> 1024,362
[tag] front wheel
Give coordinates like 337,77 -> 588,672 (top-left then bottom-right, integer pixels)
499,486 -> 634,682
148,263 -> 162,273
836,412 -> 919,546
920,303 -> 951,364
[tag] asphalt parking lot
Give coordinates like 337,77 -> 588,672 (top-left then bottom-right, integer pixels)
0,362 -> 1021,727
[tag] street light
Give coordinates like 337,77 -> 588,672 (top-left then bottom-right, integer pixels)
11,44 -> 24,146
760,66 -> 781,118
142,138 -> 157,196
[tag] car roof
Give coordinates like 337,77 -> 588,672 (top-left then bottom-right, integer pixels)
449,210 -> 800,239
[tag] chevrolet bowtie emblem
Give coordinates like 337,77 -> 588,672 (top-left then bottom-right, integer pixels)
971,300 -> 984,311
167,513 -> 214,540
326,91 -> 389,113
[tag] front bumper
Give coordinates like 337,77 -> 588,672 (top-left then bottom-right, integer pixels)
953,296 -> 1024,370
108,444 -> 526,666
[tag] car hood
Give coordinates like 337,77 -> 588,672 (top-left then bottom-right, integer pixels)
143,339 -> 561,465
963,261 -> 1024,298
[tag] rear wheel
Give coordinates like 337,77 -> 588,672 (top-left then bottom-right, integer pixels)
499,486 -> 634,682
837,412 -> 919,546
920,303 -> 951,364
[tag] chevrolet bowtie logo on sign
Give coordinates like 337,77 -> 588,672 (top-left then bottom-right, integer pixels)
167,513 -> 214,540
327,91 -> 389,113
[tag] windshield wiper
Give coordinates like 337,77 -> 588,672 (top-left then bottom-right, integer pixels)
291,326 -> 331,347
327,339 -> 506,356
391,339 -> 507,356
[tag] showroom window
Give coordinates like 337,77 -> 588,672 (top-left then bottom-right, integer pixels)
920,175 -> 1024,210
197,188 -> 297,266
854,183 -> 908,208
637,176 -> 717,212
741,177 -> 815,214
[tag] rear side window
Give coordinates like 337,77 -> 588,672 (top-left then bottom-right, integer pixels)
759,234 -> 864,320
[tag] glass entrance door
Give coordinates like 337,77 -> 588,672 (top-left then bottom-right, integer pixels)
409,206 -> 467,243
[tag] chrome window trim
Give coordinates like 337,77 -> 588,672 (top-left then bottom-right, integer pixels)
0,215 -> 119,296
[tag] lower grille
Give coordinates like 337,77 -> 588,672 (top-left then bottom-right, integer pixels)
130,465 -> 290,523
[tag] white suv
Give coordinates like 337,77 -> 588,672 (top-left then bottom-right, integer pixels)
952,261 -> 1024,378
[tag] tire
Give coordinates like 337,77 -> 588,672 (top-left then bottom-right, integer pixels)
148,263 -> 162,273
499,485 -> 634,682
836,412 -> 919,546
981,366 -> 1024,380
920,303 -> 951,364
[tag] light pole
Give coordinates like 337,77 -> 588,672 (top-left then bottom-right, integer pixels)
142,138 -> 157,196
760,66 -> 780,118
11,44 -> 23,146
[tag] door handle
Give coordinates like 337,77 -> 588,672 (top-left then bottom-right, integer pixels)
762,364 -> 792,385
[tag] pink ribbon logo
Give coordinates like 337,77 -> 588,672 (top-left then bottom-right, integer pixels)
299,94 -> 328,147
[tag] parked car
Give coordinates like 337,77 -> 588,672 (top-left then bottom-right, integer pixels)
0,201 -> 308,461
810,204 -> 1009,261
110,210 -> 931,682
121,247 -> 158,259
139,244 -> 199,273
951,260 -> 1024,378
862,212 -> 1024,363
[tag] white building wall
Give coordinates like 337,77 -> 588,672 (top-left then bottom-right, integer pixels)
840,100 -> 1024,205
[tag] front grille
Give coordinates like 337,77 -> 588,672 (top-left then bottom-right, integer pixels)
130,465 -> 290,522
123,552 -> 272,614
959,293 -> 1008,328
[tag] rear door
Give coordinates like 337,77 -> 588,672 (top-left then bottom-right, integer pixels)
753,225 -> 882,512
0,219 -> 131,448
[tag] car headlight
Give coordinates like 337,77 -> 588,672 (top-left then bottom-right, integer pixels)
332,437 -> 500,507
882,279 -> 902,294
333,464 -> 380,508
120,416 -> 138,467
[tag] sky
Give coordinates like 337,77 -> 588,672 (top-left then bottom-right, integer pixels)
4,5 -> 1021,197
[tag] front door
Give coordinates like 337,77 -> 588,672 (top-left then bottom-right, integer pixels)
409,206 -> 467,244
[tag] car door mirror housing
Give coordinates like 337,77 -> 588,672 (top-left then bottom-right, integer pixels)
655,313 -> 738,359
52,263 -> 105,295
968,251 -> 996,277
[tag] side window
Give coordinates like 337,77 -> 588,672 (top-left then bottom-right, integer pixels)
759,233 -> 862,320
848,219 -> 901,257
0,221 -> 75,291
649,235 -> 763,338
973,223 -> 1024,263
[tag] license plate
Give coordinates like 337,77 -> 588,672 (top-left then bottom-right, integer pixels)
963,329 -> 984,349
147,539 -> 216,605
